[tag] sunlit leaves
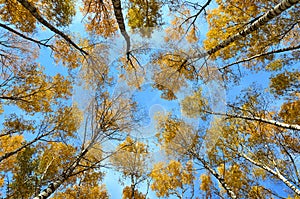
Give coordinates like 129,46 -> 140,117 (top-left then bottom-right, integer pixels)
181,88 -> 208,118
127,0 -> 163,37
155,113 -> 198,157
53,184 -> 109,199
54,38 -> 84,69
10,147 -> 37,198
204,0 -> 300,60
0,64 -> 73,113
0,0 -> 37,32
199,174 -> 212,197
265,59 -> 284,71
0,135 -> 24,166
270,71 -> 300,97
37,142 -> 76,181
149,160 -> 194,198
53,172 -> 109,199
111,136 -> 148,178
40,0 -> 76,27
152,52 -> 196,100
279,100 -> 300,124
122,186 -> 146,199
82,0 -> 118,37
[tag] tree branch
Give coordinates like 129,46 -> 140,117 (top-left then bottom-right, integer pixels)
0,23 -> 52,49
218,44 -> 300,70
16,0 -> 88,55
204,110 -> 300,131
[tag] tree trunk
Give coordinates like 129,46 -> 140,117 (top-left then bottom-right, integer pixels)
190,151 -> 237,199
112,0 -> 131,56
33,145 -> 91,199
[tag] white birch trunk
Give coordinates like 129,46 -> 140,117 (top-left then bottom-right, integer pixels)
192,0 -> 300,58
206,111 -> 300,131
240,153 -> 300,195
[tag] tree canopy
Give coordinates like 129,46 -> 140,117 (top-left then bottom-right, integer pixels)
0,0 -> 299,198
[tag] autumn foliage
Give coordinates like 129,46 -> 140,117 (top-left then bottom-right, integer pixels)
0,0 -> 299,198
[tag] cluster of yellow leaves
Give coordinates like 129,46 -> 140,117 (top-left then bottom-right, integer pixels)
287,195 -> 300,199
54,39 -> 84,69
0,0 -> 37,32
53,183 -> 108,199
153,52 -> 195,100
248,186 -> 273,199
199,174 -> 212,196
127,0 -> 162,38
217,163 -> 247,195
155,113 -> 198,157
10,147 -> 37,198
40,0 -> 76,27
118,136 -> 147,154
127,7 -> 144,29
111,137 -> 148,177
53,105 -> 83,138
279,100 -> 300,125
2,64 -> 73,113
270,71 -> 300,96
149,160 -> 194,197
204,1 -> 255,59
1,0 -> 76,32
36,142 -> 76,181
3,115 -> 35,133
82,0 -> 118,37
0,134 -> 24,187
0,135 -> 24,169
122,186 -> 146,199
181,88 -> 208,118
265,59 -> 284,71
244,118 -> 276,145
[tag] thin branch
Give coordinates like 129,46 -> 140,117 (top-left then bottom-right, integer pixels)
180,0 -> 212,33
219,44 -> 300,70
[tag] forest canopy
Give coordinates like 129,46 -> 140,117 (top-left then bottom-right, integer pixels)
0,0 -> 299,198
